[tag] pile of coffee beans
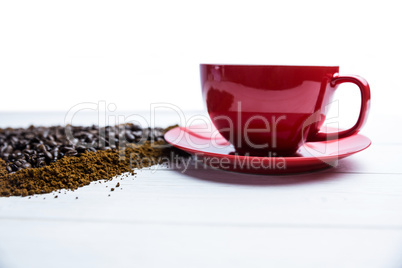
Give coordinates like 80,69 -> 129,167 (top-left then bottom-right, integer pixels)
0,124 -> 184,197
0,124 -> 164,174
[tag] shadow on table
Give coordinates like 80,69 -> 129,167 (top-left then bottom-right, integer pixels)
170,158 -> 359,186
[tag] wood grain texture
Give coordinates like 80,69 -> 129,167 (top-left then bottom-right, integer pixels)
0,112 -> 401,268
1,219 -> 401,268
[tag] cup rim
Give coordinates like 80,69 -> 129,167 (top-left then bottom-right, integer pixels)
200,63 -> 339,68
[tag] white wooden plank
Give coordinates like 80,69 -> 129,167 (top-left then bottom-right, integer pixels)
0,219 -> 401,268
1,170 -> 402,228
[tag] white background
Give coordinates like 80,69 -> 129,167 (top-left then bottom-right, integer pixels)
0,0 -> 401,122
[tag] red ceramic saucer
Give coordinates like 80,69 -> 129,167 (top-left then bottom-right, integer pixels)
164,124 -> 371,174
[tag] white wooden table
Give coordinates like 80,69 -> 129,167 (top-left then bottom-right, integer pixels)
0,111 -> 401,268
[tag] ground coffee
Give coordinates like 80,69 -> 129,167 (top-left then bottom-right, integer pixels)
0,124 -> 184,197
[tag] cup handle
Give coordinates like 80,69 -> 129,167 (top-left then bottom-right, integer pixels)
308,74 -> 371,141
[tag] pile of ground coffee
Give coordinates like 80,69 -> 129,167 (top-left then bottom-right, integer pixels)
0,124 -> 184,197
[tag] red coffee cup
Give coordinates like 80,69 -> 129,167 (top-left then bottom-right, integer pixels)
200,64 -> 370,156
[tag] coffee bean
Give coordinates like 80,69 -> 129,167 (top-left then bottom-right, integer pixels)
130,124 -> 142,131
37,144 -> 46,152
76,145 -> 87,151
37,159 -> 46,167
10,136 -> 19,144
22,162 -> 32,169
61,146 -> 74,153
23,149 -> 33,155
5,145 -> 13,154
46,140 -> 58,147
125,132 -> 135,142
31,137 -> 41,143
132,131 -> 142,137
44,151 -> 53,160
65,150 -> 78,156
24,133 -> 35,139
6,165 -> 12,173
0,144 -> 6,153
